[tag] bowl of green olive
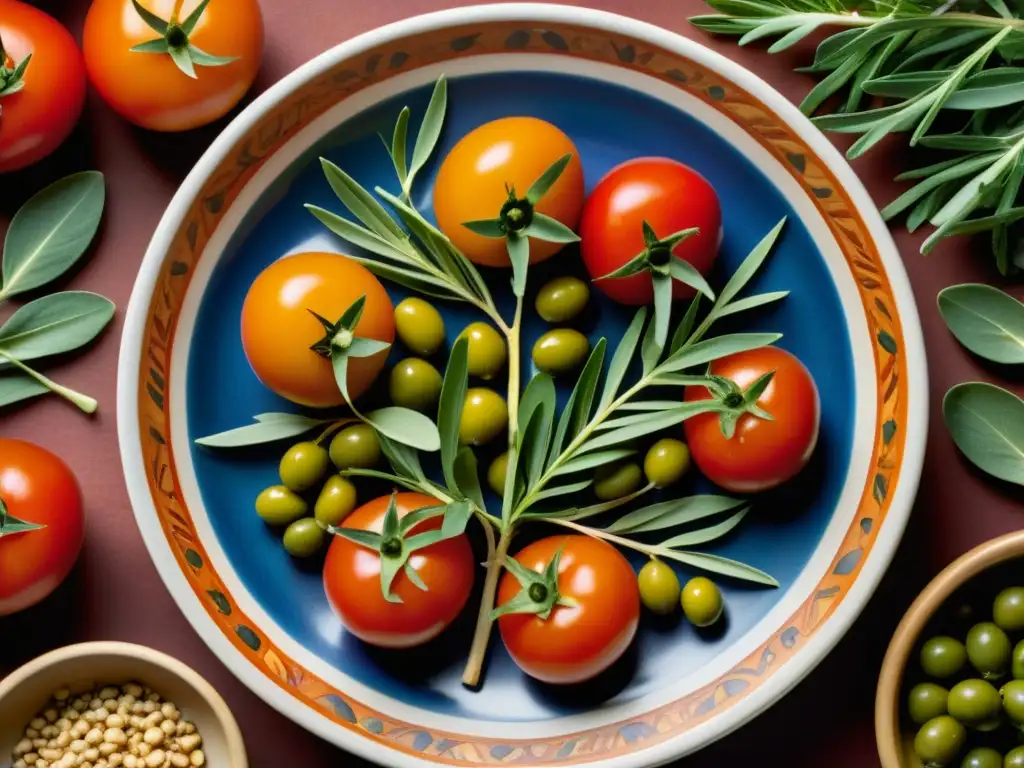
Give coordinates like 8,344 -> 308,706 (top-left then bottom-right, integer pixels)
877,531 -> 1024,768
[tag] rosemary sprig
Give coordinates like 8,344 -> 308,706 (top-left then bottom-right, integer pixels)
691,0 -> 1024,273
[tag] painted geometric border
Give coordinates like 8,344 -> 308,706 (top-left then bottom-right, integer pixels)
135,20 -> 908,765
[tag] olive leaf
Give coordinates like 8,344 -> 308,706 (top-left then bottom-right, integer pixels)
0,291 -> 115,364
938,283 -> 1024,363
406,76 -> 447,196
944,382 -> 1024,485
438,337 -> 469,493
195,413 -> 339,448
599,308 -> 646,410
605,495 -> 746,534
548,338 -> 605,467
658,507 -> 750,548
0,172 -> 105,302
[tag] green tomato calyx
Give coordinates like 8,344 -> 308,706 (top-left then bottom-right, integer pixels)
490,548 -> 577,622
0,33 -> 31,99
329,494 -> 472,603
701,369 -> 777,440
0,494 -> 46,538
129,0 -> 239,80
499,190 -> 534,234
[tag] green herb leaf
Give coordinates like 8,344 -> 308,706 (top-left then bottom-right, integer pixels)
716,290 -> 790,318
390,107 -> 410,186
304,205 -> 419,266
525,214 -> 580,243
439,337 -> 469,492
530,479 -> 594,504
581,401 -> 727,454
379,434 -> 426,481
507,233 -> 529,297
195,413 -> 336,448
655,548 -> 778,586
346,338 -> 391,358
363,406 -> 440,453
883,152 -> 1002,220
462,219 -> 505,238
550,448 -> 636,478
659,507 -> 750,548
407,76 -> 447,194
599,308 -> 646,410
670,297 -> 701,355
1,172 -> 105,301
714,218 -> 786,311
453,447 -> 487,512
668,256 -> 715,300
944,382 -> 1024,485
320,159 -> 407,245
399,504 -> 446,534
548,338 -> 606,466
526,154 -> 573,205
0,291 -> 114,363
0,372 -> 48,409
938,283 -> 1024,363
329,527 -> 383,550
648,271 -> 673,358
659,332 -> 782,375
518,374 -> 556,489
606,494 -> 745,534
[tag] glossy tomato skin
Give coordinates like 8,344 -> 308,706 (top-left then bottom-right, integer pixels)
0,1 -> 86,172
434,117 -> 585,267
0,439 -> 84,615
324,493 -> 475,649
580,158 -> 722,305
82,0 -> 263,131
240,252 -> 394,408
497,535 -> 639,684
684,347 -> 820,493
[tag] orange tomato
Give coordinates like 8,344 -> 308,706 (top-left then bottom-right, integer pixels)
0,0 -> 86,172
496,535 -> 639,684
323,493 -> 475,649
240,252 -> 394,408
684,346 -> 820,493
82,0 -> 263,131
0,439 -> 84,616
433,117 -> 584,268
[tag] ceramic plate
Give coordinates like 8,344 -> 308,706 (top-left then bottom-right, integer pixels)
117,5 -> 927,766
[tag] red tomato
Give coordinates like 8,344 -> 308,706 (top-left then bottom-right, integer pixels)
240,252 -> 395,409
684,347 -> 820,493
496,535 -> 639,684
579,158 -> 722,305
0,0 -> 86,172
0,439 -> 84,615
83,0 -> 263,131
324,493 -> 474,649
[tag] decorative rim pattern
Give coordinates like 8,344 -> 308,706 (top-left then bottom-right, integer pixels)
119,7 -> 925,767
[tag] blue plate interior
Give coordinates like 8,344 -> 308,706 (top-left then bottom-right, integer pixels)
186,72 -> 854,721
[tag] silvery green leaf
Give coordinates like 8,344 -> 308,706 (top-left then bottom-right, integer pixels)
659,332 -> 782,375
363,406 -> 440,453
439,499 -> 472,539
668,256 -> 715,301
525,214 -> 580,244
655,549 -> 778,586
882,153 -> 1001,220
659,507 -> 749,548
717,290 -> 789,318
0,372 -> 48,409
453,447 -> 486,513
581,401 -> 726,454
918,134 -> 1014,151
599,308 -> 646,410
0,291 -> 114,363
945,207 -> 1024,236
767,19 -> 827,53
530,479 -> 593,504
670,297 -> 701,354
944,68 -> 1024,110
346,338 -> 391,358
800,47 -> 871,116
929,143 -> 1023,230
304,205 -> 419,265
438,337 -> 469,492
606,494 -> 745,534
320,159 -> 406,245
893,29 -> 989,74
1,172 -> 105,301
550,448 -> 635,478
195,413 -> 332,448
507,233 -> 529,297
615,399 -> 688,411
340,256 -> 458,300
943,382 -> 1024,485
863,69 -> 948,99
712,218 -> 785,313
378,434 -> 426,481
526,154 -> 573,204
407,77 -> 447,192
518,374 -> 556,488
938,283 -> 1024,363
390,107 -> 410,186
907,188 -> 947,234
812,101 -> 910,133
548,339 -> 605,466
845,32 -> 910,113
646,272 -> 673,370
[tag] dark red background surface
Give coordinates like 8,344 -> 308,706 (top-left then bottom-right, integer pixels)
1,1 -> 1021,766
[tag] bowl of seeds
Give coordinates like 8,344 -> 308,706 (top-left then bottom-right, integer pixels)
0,642 -> 246,768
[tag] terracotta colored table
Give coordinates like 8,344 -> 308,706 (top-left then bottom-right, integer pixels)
2,1 -> 1021,765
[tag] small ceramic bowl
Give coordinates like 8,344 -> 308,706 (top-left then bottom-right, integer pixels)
876,530 -> 1024,767
0,642 -> 247,767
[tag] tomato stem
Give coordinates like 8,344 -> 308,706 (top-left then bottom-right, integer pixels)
461,526 -> 512,688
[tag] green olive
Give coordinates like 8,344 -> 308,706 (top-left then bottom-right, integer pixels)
914,716 -> 966,767
278,441 -> 330,492
487,452 -> 508,497
994,588 -> 1024,633
1000,679 -> 1024,724
329,424 -> 381,470
644,439 -> 691,488
638,560 -> 681,615
535,276 -> 590,323
1006,747 -> 1024,768
967,622 -> 1012,681
681,576 -> 723,627
947,679 -> 1002,730
459,322 -> 506,380
1013,639 -> 1024,680
255,486 -> 307,526
282,518 -> 326,558
459,388 -> 507,446
908,682 -> 949,725
394,297 -> 445,356
921,636 -> 968,680
903,734 -> 927,768
593,461 -> 643,501
314,476 -> 357,528
960,747 -> 1002,768
532,329 -> 590,375
389,358 -> 443,412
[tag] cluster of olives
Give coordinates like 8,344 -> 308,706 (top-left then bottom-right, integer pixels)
906,587 -> 1024,768
254,424 -> 377,557
639,564 -> 724,627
